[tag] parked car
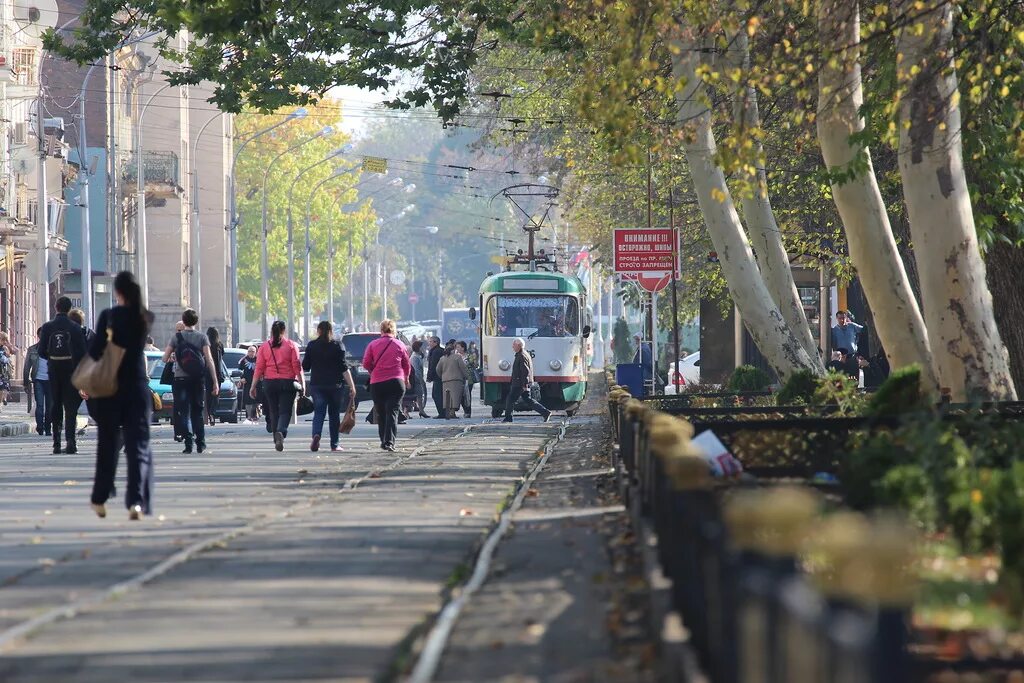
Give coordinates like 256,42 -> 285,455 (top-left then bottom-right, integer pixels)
222,347 -> 249,411
342,332 -> 412,408
146,351 -> 239,424
665,351 -> 701,394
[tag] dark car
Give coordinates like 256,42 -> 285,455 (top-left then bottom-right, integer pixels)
342,332 -> 411,407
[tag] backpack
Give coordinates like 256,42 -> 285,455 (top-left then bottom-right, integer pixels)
175,332 -> 206,379
47,328 -> 73,361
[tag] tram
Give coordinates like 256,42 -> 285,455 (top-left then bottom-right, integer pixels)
476,250 -> 591,418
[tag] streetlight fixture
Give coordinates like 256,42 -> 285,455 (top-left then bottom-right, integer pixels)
76,29 -> 159,327
285,143 -> 352,338
190,111 -> 226,318
258,125 -> 334,338
228,107 -> 307,344
302,165 -> 351,340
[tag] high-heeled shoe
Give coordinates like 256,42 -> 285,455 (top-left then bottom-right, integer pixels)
90,502 -> 106,518
129,504 -> 142,521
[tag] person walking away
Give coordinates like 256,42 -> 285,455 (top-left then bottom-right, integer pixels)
503,337 -> 552,423
239,346 -> 259,423
164,309 -> 219,454
410,340 -> 429,418
23,329 -> 52,435
69,308 -> 96,347
251,321 -> 304,451
144,336 -> 159,352
169,321 -> 187,441
39,297 -> 86,452
205,327 -> 226,426
362,319 -> 411,451
303,321 -> 356,452
88,271 -> 154,520
465,341 -> 479,415
439,341 -> 470,418
426,336 -> 444,418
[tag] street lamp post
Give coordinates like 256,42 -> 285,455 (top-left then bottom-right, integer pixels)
76,30 -> 159,326
134,82 -> 172,306
303,166 -> 348,341
228,108 -> 307,344
259,126 -> 334,338
190,111 -> 225,318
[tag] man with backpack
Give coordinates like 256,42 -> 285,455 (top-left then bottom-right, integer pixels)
162,309 -> 219,454
39,296 -> 87,454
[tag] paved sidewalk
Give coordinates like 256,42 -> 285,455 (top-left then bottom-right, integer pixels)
0,413 -> 564,682
434,400 -> 655,681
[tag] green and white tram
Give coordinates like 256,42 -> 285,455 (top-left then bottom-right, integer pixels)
478,270 -> 591,418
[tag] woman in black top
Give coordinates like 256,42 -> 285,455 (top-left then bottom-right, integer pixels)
88,271 -> 154,520
302,321 -> 357,452
205,327 -> 226,426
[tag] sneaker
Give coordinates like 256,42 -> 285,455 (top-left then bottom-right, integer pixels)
311,434 -> 321,452
331,445 -> 343,452
273,431 -> 284,452
129,504 -> 142,521
543,412 -> 552,423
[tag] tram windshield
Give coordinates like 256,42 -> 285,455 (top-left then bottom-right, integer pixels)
486,295 -> 580,338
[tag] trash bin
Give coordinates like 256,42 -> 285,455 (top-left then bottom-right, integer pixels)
615,363 -> 645,398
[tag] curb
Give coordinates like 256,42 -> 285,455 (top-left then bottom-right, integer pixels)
0,422 -> 30,437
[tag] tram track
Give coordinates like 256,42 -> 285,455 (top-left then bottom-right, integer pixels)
0,424 -> 476,654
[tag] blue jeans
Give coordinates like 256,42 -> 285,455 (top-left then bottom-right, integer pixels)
33,380 -> 51,434
311,385 -> 348,448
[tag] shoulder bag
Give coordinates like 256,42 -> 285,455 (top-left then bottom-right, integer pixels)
72,326 -> 126,398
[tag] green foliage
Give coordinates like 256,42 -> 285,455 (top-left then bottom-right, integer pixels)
612,317 -> 633,364
812,371 -> 867,416
726,365 -> 771,393
866,365 -> 931,418
775,369 -> 817,406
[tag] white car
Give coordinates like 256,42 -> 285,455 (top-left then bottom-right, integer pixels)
666,351 -> 700,393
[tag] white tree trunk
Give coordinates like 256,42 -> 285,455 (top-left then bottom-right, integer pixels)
895,0 -> 1016,401
669,30 -> 821,380
729,31 -> 820,361
816,0 -> 940,394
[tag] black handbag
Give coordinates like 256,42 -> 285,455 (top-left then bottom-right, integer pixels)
160,360 -> 174,385
296,393 -> 314,416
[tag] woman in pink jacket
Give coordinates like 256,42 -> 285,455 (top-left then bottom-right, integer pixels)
250,320 -> 306,451
362,319 -> 411,451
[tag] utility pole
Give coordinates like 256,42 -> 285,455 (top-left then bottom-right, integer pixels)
669,187 -> 680,372
35,92 -> 49,328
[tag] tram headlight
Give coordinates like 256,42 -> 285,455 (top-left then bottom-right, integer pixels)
498,359 -> 511,371
549,359 -> 563,371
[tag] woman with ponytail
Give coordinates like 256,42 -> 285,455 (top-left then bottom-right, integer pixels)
88,271 -> 154,521
250,320 -> 305,451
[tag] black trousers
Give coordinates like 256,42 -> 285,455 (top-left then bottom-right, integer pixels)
174,377 -> 206,447
49,366 -> 82,448
504,385 -> 549,420
263,378 -> 297,437
91,383 -> 153,514
371,379 -> 405,447
431,380 -> 444,415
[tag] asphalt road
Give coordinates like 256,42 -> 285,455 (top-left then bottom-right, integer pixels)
0,396 -> 569,682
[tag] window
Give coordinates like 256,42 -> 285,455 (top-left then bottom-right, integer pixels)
12,48 -> 37,86
485,295 -> 580,338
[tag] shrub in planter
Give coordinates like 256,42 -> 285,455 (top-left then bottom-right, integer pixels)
813,370 -> 867,415
727,365 -> 771,393
867,364 -> 931,418
775,369 -> 817,406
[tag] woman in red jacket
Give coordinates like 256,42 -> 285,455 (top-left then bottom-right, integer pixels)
250,320 -> 306,451
362,319 -> 411,451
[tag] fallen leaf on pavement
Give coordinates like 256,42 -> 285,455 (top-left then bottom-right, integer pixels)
459,508 -> 475,517
62,480 -> 77,486
526,488 -> 540,497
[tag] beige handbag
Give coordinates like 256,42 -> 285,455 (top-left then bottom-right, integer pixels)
72,327 -> 125,398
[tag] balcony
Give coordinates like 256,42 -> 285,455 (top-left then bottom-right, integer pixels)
122,151 -> 183,200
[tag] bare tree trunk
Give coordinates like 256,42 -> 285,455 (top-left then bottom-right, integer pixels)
729,31 -> 819,361
895,0 -> 1016,400
669,28 -> 821,380
816,0 -> 939,393
986,240 -> 1024,393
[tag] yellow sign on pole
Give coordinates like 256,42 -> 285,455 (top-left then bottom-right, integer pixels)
490,255 -> 506,266
362,156 -> 387,174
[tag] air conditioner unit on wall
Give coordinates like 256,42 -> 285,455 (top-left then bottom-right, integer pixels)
13,6 -> 41,22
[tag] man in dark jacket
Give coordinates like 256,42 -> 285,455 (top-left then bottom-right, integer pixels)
426,336 -> 445,418
39,296 -> 87,453
503,337 -> 551,423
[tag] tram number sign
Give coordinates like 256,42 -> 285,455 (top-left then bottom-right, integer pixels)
613,228 -> 678,275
